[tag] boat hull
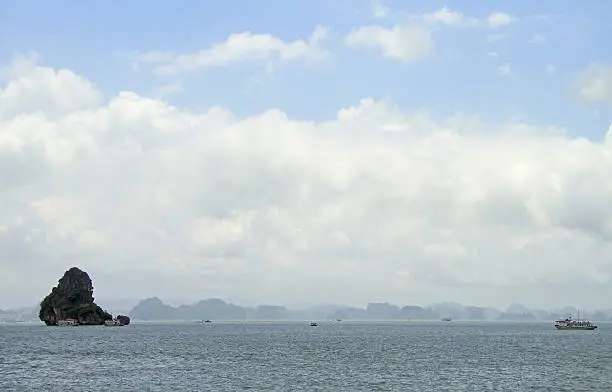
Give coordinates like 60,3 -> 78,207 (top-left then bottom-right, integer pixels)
554,325 -> 597,330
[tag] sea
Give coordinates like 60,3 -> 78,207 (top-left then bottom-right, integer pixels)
1,321 -> 611,391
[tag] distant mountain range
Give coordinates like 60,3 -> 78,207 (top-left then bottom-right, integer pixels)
127,298 -> 612,322
0,306 -> 38,323
3,299 -> 611,323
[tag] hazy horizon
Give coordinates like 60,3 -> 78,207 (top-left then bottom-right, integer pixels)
4,289 -> 611,314
2,2 -> 612,311
3,264 -> 612,310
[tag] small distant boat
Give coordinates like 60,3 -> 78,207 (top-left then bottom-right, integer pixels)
554,316 -> 597,331
441,317 -> 452,322
57,319 -> 78,326
310,322 -> 318,327
203,319 -> 212,323
104,316 -> 130,327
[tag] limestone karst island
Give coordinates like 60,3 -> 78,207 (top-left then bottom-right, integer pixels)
39,267 -> 130,327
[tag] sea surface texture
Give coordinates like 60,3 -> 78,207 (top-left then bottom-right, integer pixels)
1,321 -> 611,391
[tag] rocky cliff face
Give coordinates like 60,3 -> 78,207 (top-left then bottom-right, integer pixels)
116,315 -> 131,325
39,267 -> 112,326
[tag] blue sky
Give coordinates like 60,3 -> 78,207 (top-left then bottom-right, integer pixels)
1,0 -> 610,139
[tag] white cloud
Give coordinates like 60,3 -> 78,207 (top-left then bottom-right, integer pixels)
344,6 -> 481,63
0,57 -> 101,120
3,58 -> 612,309
345,24 -> 432,62
419,7 -> 478,27
497,64 -> 511,76
370,0 -> 389,19
530,34 -> 547,44
487,12 -> 515,29
577,63 -> 612,103
135,26 -> 331,75
406,7 -> 517,31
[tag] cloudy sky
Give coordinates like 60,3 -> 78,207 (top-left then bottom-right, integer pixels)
1,1 -> 612,311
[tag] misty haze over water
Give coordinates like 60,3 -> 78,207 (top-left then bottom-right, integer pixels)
4,297 -> 611,323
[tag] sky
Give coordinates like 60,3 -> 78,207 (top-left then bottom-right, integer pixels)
1,1 -> 612,311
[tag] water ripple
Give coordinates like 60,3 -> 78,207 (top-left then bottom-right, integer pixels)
1,321 -> 611,391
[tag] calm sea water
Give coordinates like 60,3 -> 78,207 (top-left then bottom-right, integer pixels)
1,321 -> 611,391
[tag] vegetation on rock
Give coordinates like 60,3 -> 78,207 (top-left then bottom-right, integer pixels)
115,315 -> 131,325
39,267 -> 112,326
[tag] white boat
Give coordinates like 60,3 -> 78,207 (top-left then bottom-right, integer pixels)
57,319 -> 78,326
554,310 -> 597,330
554,316 -> 597,330
104,316 -> 130,326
